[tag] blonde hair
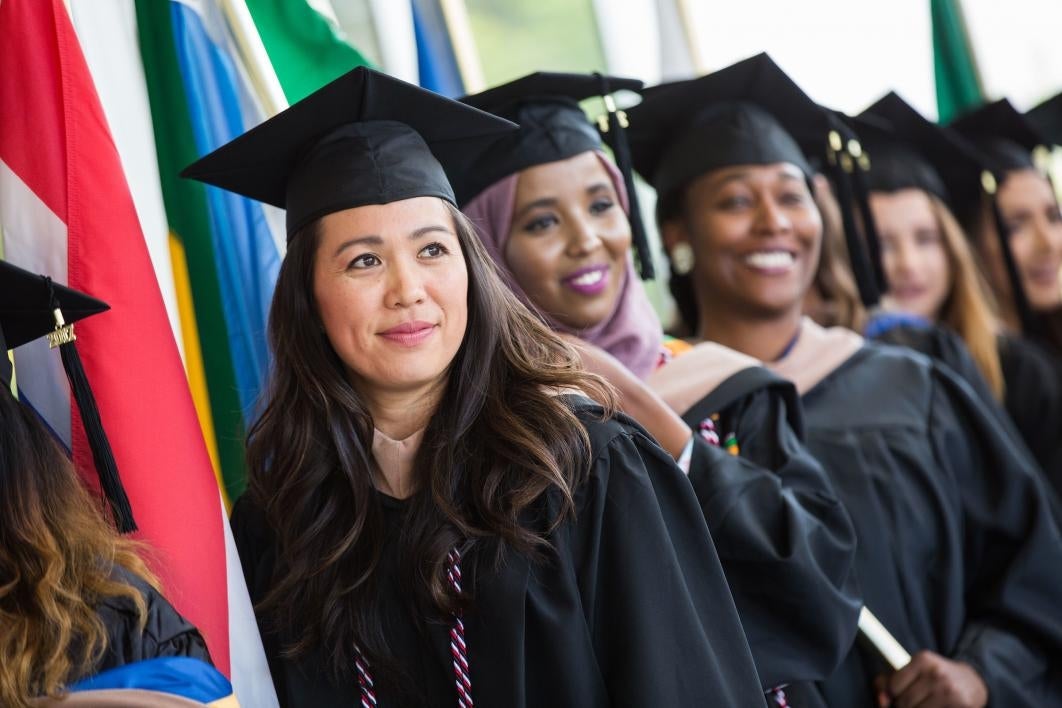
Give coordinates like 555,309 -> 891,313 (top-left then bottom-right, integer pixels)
0,394 -> 158,708
929,195 -> 1005,399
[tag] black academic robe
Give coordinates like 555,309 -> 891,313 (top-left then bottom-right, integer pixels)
231,397 -> 768,708
999,334 -> 1062,497
874,322 -> 1062,497
796,343 -> 1062,707
677,367 -> 861,695
91,568 -> 212,673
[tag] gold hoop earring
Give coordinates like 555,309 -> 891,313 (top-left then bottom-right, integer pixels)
670,242 -> 695,276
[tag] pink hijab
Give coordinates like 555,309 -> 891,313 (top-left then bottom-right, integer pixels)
462,152 -> 663,379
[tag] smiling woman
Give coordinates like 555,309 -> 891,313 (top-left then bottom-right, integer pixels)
629,53 -> 1062,708
181,67 -> 767,707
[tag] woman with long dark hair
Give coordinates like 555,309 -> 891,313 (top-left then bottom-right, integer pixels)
856,92 -> 1062,495
184,67 -> 765,707
628,53 -> 1062,708
454,71 -> 861,707
0,261 -> 210,708
951,99 -> 1062,364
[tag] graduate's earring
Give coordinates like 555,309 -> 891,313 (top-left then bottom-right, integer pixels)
670,242 -> 695,276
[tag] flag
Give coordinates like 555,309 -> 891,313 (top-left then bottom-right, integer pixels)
411,0 -> 465,96
135,0 -> 249,503
364,0 -> 419,83
931,0 -> 985,123
245,0 -> 373,103
0,2 -> 275,705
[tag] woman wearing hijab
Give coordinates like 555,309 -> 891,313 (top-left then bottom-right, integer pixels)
0,261 -> 211,708
455,71 -> 861,706
184,67 -> 766,708
857,92 -> 1062,495
628,53 -> 1062,708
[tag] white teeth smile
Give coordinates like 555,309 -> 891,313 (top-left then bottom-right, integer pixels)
571,270 -> 605,286
744,251 -> 795,269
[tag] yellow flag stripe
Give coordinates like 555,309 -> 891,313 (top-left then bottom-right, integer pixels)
169,233 -> 231,512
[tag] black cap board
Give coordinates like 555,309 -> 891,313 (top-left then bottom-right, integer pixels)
457,72 -> 655,278
1027,91 -> 1062,147
857,91 -> 983,212
627,53 -> 823,198
0,258 -> 135,532
456,71 -> 642,203
181,66 -> 518,239
950,98 -> 1048,176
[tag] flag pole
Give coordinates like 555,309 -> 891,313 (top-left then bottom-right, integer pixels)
439,0 -> 485,93
219,0 -> 289,116
674,0 -> 708,74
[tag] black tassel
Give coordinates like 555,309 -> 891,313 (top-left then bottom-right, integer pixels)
828,144 -> 880,308
594,73 -> 655,280
988,189 -> 1038,336
850,152 -> 888,297
47,282 -> 137,533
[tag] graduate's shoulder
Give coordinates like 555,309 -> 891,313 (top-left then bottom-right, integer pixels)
563,393 -> 673,466
808,342 -> 942,425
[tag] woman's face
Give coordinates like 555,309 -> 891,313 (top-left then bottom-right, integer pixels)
313,197 -> 468,397
870,188 -> 951,321
669,163 -> 822,321
504,151 -> 631,330
993,169 -> 1062,311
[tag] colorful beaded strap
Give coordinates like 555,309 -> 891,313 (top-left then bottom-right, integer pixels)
354,548 -> 472,708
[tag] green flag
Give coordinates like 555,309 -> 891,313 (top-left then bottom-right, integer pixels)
135,0 -> 249,501
245,0 -> 374,103
931,0 -> 985,123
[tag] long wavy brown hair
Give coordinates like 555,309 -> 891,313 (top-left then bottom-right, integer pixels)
245,200 -> 614,683
924,195 -> 1005,399
805,175 -> 868,332
0,391 -> 156,708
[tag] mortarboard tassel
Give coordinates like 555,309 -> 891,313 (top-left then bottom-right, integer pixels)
826,128 -> 880,308
46,280 -> 137,533
594,73 -> 655,280
849,146 -> 889,297
983,173 -> 1039,335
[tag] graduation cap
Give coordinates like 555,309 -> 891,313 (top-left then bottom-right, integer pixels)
857,91 -> 983,212
0,259 -> 136,532
1027,91 -> 1062,147
627,53 -> 884,306
950,99 -> 1054,333
457,72 -> 656,279
181,66 -> 518,239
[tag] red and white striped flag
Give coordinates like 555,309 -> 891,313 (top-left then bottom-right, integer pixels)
0,1 -> 275,703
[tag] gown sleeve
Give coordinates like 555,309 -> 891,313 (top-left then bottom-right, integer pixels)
681,377 -> 861,690
96,571 -> 213,669
138,588 -> 213,663
569,416 -> 768,707
927,365 -> 1062,706
999,335 -> 1062,498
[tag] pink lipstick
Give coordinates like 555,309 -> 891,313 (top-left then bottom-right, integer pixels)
379,320 -> 436,347
562,264 -> 609,296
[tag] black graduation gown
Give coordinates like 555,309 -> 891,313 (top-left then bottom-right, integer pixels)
677,367 -> 861,695
91,568 -> 212,674
870,320 -> 1062,503
874,322 -> 1062,497
999,334 -> 1062,497
794,343 -> 1062,707
231,397 -> 768,708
